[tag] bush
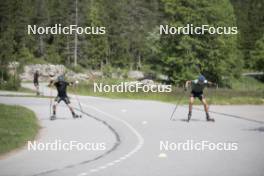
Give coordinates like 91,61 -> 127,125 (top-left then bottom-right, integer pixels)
0,76 -> 21,91
250,35 -> 264,72
102,64 -> 113,78
0,61 -> 22,91
16,47 -> 34,64
68,64 -> 86,73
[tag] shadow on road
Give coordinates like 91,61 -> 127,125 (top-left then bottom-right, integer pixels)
244,127 -> 264,132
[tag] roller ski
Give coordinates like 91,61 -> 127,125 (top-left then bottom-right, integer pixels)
187,112 -> 192,122
186,112 -> 214,122
206,113 -> 215,122
72,113 -> 82,119
50,115 -> 56,120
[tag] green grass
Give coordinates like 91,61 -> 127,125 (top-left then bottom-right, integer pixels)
0,104 -> 39,155
17,87 -> 35,93
0,84 -> 35,93
69,81 -> 264,105
24,58 -> 49,65
0,87 -> 35,95
231,76 -> 264,91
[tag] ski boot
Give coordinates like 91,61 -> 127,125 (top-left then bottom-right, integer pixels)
50,115 -> 56,120
187,112 -> 192,122
206,113 -> 215,122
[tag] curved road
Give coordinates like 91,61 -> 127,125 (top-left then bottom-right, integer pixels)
0,83 -> 263,176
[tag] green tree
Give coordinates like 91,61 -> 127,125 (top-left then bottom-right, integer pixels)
81,0 -> 109,69
231,0 -> 264,68
250,35 -> 264,72
159,0 -> 242,84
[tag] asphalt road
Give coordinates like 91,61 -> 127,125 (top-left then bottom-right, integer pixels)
0,83 -> 263,176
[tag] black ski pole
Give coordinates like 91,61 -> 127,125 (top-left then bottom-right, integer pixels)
208,83 -> 218,111
170,88 -> 186,120
73,81 -> 84,117
49,86 -> 52,118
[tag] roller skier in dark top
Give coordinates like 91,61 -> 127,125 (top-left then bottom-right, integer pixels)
48,75 -> 80,120
33,70 -> 40,96
185,75 -> 216,122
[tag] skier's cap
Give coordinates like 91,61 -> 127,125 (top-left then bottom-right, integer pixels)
198,75 -> 206,82
57,75 -> 65,82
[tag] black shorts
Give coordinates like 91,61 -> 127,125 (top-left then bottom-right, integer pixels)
190,91 -> 204,101
55,96 -> 71,104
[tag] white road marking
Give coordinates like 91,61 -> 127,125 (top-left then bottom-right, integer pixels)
99,166 -> 107,169
158,153 -> 168,158
120,156 -> 127,160
75,102 -> 144,175
121,109 -> 127,112
21,85 -> 144,176
106,162 -> 115,166
114,159 -> 121,163
89,169 -> 98,173
78,172 -> 88,176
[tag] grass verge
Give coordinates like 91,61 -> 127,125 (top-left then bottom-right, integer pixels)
0,86 -> 35,94
17,87 -> 35,93
69,83 -> 264,105
0,104 -> 39,155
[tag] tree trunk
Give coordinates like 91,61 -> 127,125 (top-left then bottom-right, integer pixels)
137,54 -> 142,70
74,0 -> 78,67
66,36 -> 71,65
39,35 -> 44,57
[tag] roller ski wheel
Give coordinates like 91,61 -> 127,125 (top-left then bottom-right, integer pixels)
73,114 -> 82,119
206,118 -> 215,122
